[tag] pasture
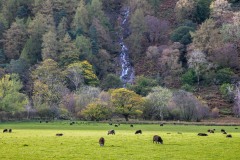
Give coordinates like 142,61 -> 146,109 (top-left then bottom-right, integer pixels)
0,121 -> 240,160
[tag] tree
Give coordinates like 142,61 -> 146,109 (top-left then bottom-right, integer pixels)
74,86 -> 101,113
3,19 -> 27,59
59,33 -> 79,67
221,12 -> 240,45
81,101 -> 112,121
65,62 -> 84,90
101,74 -> 122,91
191,19 -> 222,55
41,30 -> 59,61
145,86 -> 172,120
110,88 -> 144,121
127,75 -> 158,96
188,50 -> 209,86
31,59 -> 67,110
175,0 -> 197,23
0,74 -> 28,114
234,83 -> 240,117
172,90 -> 209,121
75,35 -> 92,61
170,26 -> 195,45
210,0 -> 231,20
145,15 -> 169,43
72,0 -> 89,33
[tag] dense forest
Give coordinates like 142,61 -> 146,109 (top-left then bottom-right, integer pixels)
0,0 -> 240,121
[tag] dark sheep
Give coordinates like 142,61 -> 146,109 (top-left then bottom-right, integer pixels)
160,123 -> 164,126
135,130 -> 142,134
209,130 -> 214,133
8,129 -> 12,133
46,121 -> 48,123
40,121 -> 42,123
130,124 -> 134,127
115,124 -> 118,127
56,133 -> 63,136
198,133 -> 208,136
226,134 -> 232,138
235,128 -> 238,129
153,135 -> 163,144
3,129 -> 8,133
223,131 -> 227,134
221,129 -> 225,133
107,130 -> 115,135
99,137 -> 105,146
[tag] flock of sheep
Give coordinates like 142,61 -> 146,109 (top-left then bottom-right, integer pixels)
2,122 -> 238,147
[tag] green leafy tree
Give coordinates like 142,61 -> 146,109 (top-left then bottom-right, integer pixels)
81,101 -> 112,121
41,30 -> 59,61
59,33 -> 79,67
75,35 -> 92,61
110,88 -> 144,121
145,86 -> 172,120
127,75 -> 158,96
0,74 -> 28,113
170,26 -> 195,45
101,74 -> 122,91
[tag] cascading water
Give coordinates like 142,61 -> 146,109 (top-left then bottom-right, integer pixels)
118,7 -> 134,87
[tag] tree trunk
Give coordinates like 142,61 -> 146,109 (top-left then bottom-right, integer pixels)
124,114 -> 129,121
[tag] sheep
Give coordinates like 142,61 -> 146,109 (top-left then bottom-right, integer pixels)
135,130 -> 142,134
198,133 -> 208,136
226,134 -> 232,138
3,129 -> 8,133
130,124 -> 134,127
8,129 -> 12,133
56,133 -> 63,136
153,135 -> 163,144
99,137 -> 105,147
107,130 -> 115,135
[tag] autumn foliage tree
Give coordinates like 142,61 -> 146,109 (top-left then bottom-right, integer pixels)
110,88 -> 144,121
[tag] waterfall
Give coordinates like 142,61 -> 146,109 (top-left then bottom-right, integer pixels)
118,7 -> 134,87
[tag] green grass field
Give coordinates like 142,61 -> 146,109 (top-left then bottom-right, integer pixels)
0,121 -> 240,160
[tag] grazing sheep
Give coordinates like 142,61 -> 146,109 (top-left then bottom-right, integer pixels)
221,129 -> 225,133
40,121 -> 42,123
160,123 -> 164,126
99,137 -> 105,146
107,130 -> 115,135
223,131 -> 227,134
130,124 -> 133,127
235,128 -> 238,129
153,135 -> 163,144
115,124 -> 118,127
198,133 -> 208,136
209,130 -> 214,133
226,134 -> 232,138
3,129 -> 8,133
56,133 -> 63,136
135,130 -> 142,134
8,129 -> 12,133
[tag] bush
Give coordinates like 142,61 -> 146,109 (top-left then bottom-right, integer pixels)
215,68 -> 234,84
181,69 -> 197,85
220,83 -> 234,102
170,26 -> 195,45
181,84 -> 195,92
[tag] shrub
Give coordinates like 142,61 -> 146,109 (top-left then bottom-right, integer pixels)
181,69 -> 197,85
170,26 -> 195,45
215,68 -> 234,84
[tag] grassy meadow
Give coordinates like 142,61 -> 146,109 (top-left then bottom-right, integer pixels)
0,121 -> 240,160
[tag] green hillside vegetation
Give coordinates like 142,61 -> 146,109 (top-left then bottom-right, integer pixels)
1,0 -> 240,122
